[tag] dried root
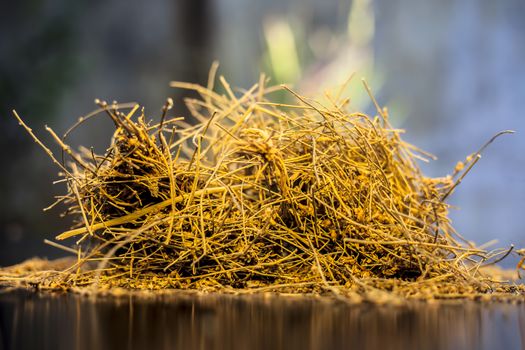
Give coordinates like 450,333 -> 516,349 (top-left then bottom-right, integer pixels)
3,70 -> 524,302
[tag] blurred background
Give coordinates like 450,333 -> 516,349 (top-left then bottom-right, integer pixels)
1,0 -> 524,267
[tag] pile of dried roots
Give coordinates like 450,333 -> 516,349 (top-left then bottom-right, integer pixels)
3,69 -> 525,301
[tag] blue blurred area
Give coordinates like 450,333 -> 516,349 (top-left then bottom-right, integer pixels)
375,1 -> 525,265
1,0 -> 524,266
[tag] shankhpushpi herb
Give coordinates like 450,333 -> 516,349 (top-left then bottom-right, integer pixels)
3,68 -> 524,302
